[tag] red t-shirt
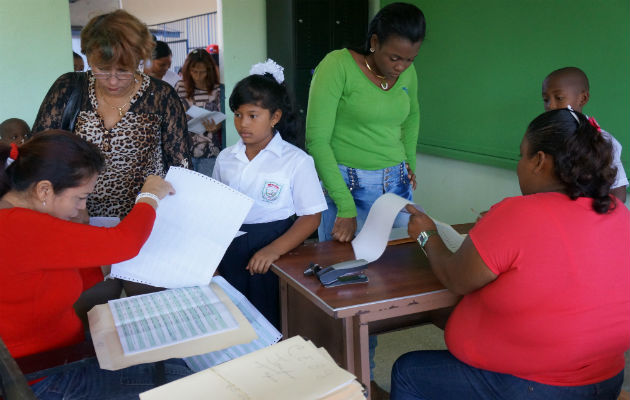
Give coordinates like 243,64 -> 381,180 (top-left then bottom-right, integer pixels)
446,192 -> 630,386
0,203 -> 155,358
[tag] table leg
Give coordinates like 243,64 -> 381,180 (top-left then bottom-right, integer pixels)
279,279 -> 288,339
353,315 -> 371,399
341,317 -> 354,373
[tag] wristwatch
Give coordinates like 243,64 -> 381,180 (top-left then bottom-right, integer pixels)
417,230 -> 438,249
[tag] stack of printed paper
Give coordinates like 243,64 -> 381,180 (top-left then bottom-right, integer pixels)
139,336 -> 366,400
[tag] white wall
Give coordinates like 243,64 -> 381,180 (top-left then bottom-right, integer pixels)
414,154 -> 520,223
122,0 -> 217,24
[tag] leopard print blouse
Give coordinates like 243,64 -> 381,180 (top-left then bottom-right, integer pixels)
33,71 -> 191,217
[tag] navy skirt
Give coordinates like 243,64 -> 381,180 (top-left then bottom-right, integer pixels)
217,217 -> 294,329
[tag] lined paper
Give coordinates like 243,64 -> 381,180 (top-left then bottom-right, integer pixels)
110,167 -> 253,288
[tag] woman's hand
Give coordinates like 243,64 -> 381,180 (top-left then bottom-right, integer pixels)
332,217 -> 357,242
202,118 -> 220,133
247,246 -> 280,275
406,163 -> 417,190
140,175 -> 176,200
406,204 -> 437,240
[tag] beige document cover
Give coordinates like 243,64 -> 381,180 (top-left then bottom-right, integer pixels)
88,282 -> 257,370
139,336 -> 363,400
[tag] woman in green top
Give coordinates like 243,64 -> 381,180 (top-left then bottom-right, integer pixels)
306,2 -> 426,243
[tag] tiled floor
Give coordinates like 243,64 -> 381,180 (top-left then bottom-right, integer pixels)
373,325 -> 630,394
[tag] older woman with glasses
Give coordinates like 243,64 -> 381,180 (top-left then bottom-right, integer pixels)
33,10 -> 191,219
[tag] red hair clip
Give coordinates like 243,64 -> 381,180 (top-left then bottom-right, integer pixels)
588,116 -> 602,133
9,142 -> 19,160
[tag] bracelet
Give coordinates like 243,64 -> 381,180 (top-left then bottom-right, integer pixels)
417,230 -> 438,248
135,192 -> 159,204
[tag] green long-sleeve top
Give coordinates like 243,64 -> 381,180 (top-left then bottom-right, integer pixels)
305,49 -> 420,218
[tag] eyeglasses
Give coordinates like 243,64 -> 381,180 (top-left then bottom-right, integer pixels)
92,71 -> 135,81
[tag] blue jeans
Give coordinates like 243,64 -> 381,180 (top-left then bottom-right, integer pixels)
319,162 -> 413,380
31,358 -> 192,400
318,162 -> 413,241
391,350 -> 624,400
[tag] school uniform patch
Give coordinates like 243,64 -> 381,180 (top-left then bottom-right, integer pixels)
261,181 -> 283,202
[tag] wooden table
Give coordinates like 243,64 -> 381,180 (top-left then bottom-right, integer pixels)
272,224 -> 471,398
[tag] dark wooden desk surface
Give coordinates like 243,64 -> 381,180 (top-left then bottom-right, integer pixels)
272,223 -> 473,318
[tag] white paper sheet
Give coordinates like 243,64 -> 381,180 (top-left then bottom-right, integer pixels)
352,194 -> 467,263
109,286 -> 238,355
351,193 -> 412,262
140,336 -> 358,400
186,105 -> 226,134
432,219 -> 466,253
89,216 -> 120,228
110,167 -> 253,288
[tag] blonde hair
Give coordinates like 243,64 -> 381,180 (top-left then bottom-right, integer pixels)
81,10 -> 154,71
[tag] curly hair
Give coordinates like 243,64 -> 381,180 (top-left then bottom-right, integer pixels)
0,130 -> 104,197
525,109 -> 616,213
229,73 -> 303,149
81,10 -> 154,71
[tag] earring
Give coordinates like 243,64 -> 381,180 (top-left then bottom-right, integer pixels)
42,201 -> 46,207
370,47 -> 375,53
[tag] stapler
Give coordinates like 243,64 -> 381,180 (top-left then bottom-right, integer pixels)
312,259 -> 369,287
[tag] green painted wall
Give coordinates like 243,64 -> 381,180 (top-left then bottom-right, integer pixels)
0,0 -> 72,126
220,0 -> 268,146
384,0 -> 629,173
378,0 -> 630,220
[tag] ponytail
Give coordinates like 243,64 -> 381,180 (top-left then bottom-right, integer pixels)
525,109 -> 616,214
0,143 -> 13,196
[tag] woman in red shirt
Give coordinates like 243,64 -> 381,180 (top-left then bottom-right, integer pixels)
0,130 -> 191,399
391,109 -> 629,399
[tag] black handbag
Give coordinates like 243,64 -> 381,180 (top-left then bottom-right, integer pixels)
61,72 -> 86,132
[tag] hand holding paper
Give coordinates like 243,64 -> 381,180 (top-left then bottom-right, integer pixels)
186,105 -> 226,135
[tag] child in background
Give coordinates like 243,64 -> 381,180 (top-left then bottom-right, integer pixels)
213,60 -> 326,328
542,67 -> 628,201
0,118 -> 31,145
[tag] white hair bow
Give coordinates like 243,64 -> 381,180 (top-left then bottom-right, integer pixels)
249,59 -> 284,84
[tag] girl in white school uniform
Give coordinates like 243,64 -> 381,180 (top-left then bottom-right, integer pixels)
212,60 -> 327,328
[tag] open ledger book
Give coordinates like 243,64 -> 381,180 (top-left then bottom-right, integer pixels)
88,281 -> 257,370
140,336 -> 365,400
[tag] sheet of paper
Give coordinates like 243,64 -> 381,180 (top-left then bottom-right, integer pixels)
140,336 -> 358,400
432,218 -> 466,252
89,216 -> 120,228
89,282 -> 257,370
110,167 -> 253,288
184,276 -> 281,372
187,105 -> 226,134
109,286 -> 238,355
389,219 -> 466,252
351,193 -> 412,262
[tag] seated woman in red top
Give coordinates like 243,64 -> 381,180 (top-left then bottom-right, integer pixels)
391,109 -> 629,400
0,130 -> 191,399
